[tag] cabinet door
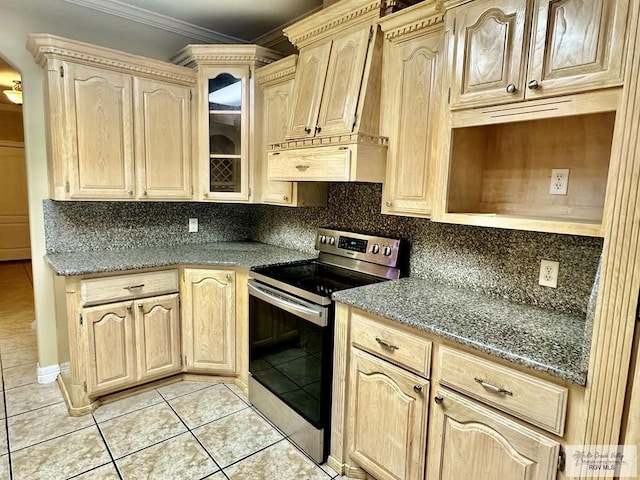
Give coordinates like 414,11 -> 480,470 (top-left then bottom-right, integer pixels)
349,349 -> 429,480
451,0 -> 530,109
134,293 -> 181,382
85,301 -> 136,395
202,66 -> 251,202
262,79 -> 295,205
182,269 -> 236,373
134,78 -> 192,200
428,388 -> 559,480
63,62 -> 135,199
316,27 -> 371,136
286,41 -> 332,139
382,29 -> 443,217
526,0 -> 628,98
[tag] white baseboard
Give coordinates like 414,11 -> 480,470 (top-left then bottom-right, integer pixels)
37,363 -> 60,384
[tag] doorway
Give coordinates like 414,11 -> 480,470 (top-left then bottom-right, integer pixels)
0,56 -> 30,261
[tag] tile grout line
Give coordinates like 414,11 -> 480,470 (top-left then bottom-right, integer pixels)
91,415 -> 123,480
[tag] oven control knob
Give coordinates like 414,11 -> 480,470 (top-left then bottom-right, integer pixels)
371,244 -> 380,254
383,246 -> 393,256
328,236 -> 335,246
319,235 -> 327,244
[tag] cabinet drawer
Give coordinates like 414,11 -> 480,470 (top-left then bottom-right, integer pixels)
268,146 -> 351,181
438,346 -> 568,435
81,270 -> 179,306
351,311 -> 431,378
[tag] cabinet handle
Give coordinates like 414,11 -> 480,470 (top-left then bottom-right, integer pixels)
272,152 -> 281,156
527,79 -> 539,90
413,385 -> 422,394
304,126 -> 312,134
296,165 -> 310,171
474,377 -> 513,396
385,201 -> 392,207
314,125 -> 321,133
375,337 -> 399,351
434,395 -> 444,405
506,83 -> 517,93
124,284 -> 145,290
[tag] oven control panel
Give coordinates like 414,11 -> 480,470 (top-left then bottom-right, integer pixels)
315,228 -> 402,268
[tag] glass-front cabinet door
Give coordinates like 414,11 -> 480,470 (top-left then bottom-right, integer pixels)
202,66 -> 250,201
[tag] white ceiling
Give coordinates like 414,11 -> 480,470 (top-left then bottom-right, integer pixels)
61,0 -> 324,43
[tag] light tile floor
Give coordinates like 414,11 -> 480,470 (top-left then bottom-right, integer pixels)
0,261 -> 346,480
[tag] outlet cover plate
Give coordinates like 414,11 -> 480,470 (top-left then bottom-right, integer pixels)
188,218 -> 198,233
549,168 -> 569,195
539,259 -> 559,288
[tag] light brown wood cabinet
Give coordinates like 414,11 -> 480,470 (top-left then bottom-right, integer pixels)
450,0 -> 628,109
287,27 -> 371,139
85,293 -> 181,396
349,349 -> 429,480
172,45 -> 282,204
181,268 -> 236,374
428,387 -> 560,480
379,3 -> 445,217
256,56 -> 327,207
28,34 -> 196,201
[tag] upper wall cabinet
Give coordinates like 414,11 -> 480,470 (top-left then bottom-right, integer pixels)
28,34 -> 195,201
267,0 -> 388,183
172,45 -> 282,203
379,1 -> 445,218
256,56 -> 327,207
450,0 -> 629,109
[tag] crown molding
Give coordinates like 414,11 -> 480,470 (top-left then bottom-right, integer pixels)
255,55 -> 298,87
60,0 -> 246,44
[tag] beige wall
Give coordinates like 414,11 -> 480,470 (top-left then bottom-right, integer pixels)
0,0 -> 201,371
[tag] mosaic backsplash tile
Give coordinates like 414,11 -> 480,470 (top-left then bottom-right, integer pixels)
44,183 -> 603,315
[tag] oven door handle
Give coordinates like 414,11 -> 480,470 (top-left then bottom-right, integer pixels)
248,281 -> 328,327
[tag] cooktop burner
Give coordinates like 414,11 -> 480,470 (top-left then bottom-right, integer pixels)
253,261 -> 385,297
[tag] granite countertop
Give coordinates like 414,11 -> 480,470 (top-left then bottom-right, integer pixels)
45,242 -> 316,276
47,243 -> 588,385
333,277 -> 588,385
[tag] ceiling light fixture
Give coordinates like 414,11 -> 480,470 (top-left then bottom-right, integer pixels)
3,80 -> 23,105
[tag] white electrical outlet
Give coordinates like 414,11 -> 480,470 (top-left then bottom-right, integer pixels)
549,168 -> 569,195
539,259 -> 559,288
188,218 -> 198,233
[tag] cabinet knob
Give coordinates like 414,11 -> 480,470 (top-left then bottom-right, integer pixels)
226,273 -> 232,281
204,192 -> 209,198
142,190 -> 147,196
434,395 -> 444,405
385,201 -> 392,207
527,79 -> 539,90
283,195 -> 289,201
413,385 -> 422,394
304,126 -> 312,134
137,303 -> 143,309
128,190 -> 133,196
314,125 -> 321,134
506,83 -> 517,93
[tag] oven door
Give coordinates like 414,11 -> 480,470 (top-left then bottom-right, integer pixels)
248,279 -> 333,429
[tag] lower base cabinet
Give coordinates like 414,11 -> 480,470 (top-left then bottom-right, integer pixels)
428,387 -> 560,480
181,268 -> 236,373
348,348 -> 429,480
86,293 -> 181,396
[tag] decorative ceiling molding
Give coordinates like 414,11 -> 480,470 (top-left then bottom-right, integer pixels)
60,0 -> 247,44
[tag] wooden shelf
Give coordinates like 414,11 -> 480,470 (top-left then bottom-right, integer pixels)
441,111 -> 615,237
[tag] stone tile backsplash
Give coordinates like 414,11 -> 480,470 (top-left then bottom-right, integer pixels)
44,183 -> 603,315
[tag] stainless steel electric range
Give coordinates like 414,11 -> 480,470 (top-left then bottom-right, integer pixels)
248,228 -> 405,463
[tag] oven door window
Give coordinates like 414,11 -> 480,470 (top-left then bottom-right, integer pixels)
249,294 -> 332,429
